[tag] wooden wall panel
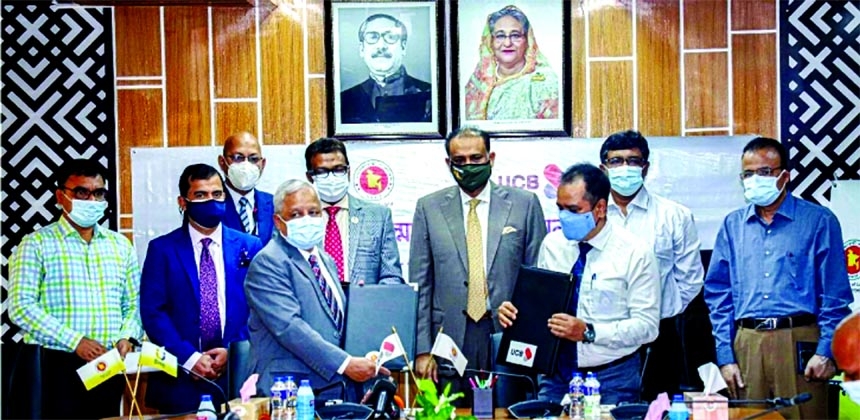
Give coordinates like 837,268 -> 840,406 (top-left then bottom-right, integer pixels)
733,34 -> 776,138
309,78 -> 327,141
164,7 -> 212,146
637,0 -> 680,136
260,12 -> 305,145
115,7 -> 161,77
571,1 -> 586,137
684,131 -> 730,136
308,0 -> 326,75
216,102 -> 258,143
213,7 -> 258,98
589,3 -> 633,57
117,89 -> 163,214
684,0 -> 727,49
590,61 -> 633,138
732,0 -> 776,31
685,52 -> 728,129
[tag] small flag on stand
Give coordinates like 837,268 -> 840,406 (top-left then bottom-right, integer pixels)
138,342 -> 178,377
430,332 -> 467,376
375,333 -> 405,374
76,348 -> 126,391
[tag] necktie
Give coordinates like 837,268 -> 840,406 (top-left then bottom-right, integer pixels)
239,197 -> 252,233
199,238 -> 222,350
308,254 -> 344,331
559,241 -> 593,379
324,207 -> 345,282
466,199 -> 487,322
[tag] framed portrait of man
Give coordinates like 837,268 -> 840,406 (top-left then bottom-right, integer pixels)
453,0 -> 571,136
327,0 -> 446,139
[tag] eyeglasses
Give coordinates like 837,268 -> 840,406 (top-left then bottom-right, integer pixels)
605,156 -> 647,167
493,32 -> 525,44
363,31 -> 401,45
62,186 -> 108,201
225,154 -> 263,164
308,166 -> 349,178
740,167 -> 782,180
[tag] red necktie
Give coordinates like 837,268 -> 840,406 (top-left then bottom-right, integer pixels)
324,206 -> 345,282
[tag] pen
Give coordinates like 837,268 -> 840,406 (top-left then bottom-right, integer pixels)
469,377 -> 478,389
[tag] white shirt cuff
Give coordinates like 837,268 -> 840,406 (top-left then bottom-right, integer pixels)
337,355 -> 352,375
184,351 -> 203,371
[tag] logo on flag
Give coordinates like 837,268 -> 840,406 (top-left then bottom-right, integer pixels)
506,340 -> 537,368
375,333 -> 405,374
430,332 -> 467,376
139,342 -> 178,377
846,239 -> 860,280
77,348 -> 126,391
97,362 -> 107,372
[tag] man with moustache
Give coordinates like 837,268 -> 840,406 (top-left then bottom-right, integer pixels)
411,126 -> 546,401
218,132 -> 274,245
340,13 -> 432,124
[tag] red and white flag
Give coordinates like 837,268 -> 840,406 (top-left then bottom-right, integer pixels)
375,333 -> 405,374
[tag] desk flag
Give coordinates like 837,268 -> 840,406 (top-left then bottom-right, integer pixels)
138,342 -> 178,377
430,332 -> 467,376
76,348 -> 126,390
376,333 -> 405,374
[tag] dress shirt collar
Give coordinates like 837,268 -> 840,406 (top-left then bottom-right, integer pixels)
744,192 -> 797,224
57,214 -> 106,239
458,182 -> 492,206
188,222 -> 223,247
608,186 -> 651,212
582,220 -> 612,252
227,183 -> 256,209
321,194 -> 350,210
297,246 -> 321,262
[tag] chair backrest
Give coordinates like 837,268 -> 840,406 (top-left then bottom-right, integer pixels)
490,332 -> 537,408
228,339 -> 252,401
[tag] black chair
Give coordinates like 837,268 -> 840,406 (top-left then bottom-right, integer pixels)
227,339 -> 252,401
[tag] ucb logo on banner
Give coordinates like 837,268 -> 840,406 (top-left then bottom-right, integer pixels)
506,340 -> 537,368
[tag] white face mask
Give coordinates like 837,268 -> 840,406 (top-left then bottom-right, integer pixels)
842,380 -> 860,405
227,161 -> 261,191
313,173 -> 350,204
278,214 -> 325,251
742,171 -> 785,207
66,198 -> 108,228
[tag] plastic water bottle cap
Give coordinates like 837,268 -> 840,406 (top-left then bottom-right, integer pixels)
286,375 -> 294,381
673,394 -> 684,402
300,379 -> 311,387
574,372 -> 582,378
201,395 -> 212,401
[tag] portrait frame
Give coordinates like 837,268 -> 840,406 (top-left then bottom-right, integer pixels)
452,0 -> 572,137
326,0 -> 447,139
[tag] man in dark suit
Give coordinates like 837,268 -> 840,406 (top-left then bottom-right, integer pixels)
140,164 -> 263,413
411,127 -> 547,398
217,131 -> 274,245
304,137 -> 403,285
245,179 -> 386,400
340,13 -> 432,124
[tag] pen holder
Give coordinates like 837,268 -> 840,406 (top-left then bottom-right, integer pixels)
472,387 -> 493,419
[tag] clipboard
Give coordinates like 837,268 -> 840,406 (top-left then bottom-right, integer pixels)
344,284 -> 417,370
496,265 -> 574,375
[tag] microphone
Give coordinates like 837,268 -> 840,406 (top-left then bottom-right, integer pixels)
738,392 -> 812,420
179,365 -> 239,420
367,377 -> 398,418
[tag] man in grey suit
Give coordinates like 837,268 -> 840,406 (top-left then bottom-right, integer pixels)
411,127 -> 547,397
305,137 -> 403,285
245,179 -> 387,399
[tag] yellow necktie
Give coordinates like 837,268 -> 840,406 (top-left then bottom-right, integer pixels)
466,198 -> 486,322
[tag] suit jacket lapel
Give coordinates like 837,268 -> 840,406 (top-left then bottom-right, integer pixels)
347,196 -> 362,279
222,229 -> 239,339
177,227 -> 201,302
285,243 -> 339,327
441,187 -> 468,272
486,185 -> 512,275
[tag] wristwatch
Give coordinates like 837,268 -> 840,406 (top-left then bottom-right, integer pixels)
583,323 -> 596,343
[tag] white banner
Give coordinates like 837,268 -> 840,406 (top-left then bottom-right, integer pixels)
132,136 -> 753,276
829,180 -> 860,312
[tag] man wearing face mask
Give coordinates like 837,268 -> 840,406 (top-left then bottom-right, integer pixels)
218,132 -> 275,245
411,127 -> 547,400
704,137 -> 853,419
245,179 -> 387,400
8,159 -> 143,419
598,130 -> 704,400
140,164 -> 264,413
304,138 -> 403,285
498,163 -> 661,404
833,313 -> 860,407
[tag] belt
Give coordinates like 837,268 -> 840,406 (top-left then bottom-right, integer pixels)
736,313 -> 816,331
586,350 -> 638,372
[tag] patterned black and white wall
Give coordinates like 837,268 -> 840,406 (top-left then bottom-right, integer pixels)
782,0 -> 860,204
1,4 -> 117,348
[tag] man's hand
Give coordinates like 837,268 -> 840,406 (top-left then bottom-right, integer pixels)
415,353 -> 437,383
548,313 -> 587,341
720,363 -> 745,399
115,339 -> 133,359
204,348 -> 228,376
75,337 -> 107,362
344,357 -> 387,382
804,355 -> 836,382
192,354 -> 218,379
498,301 -> 518,328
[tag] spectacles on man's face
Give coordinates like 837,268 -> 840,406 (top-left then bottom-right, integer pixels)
308,166 -> 349,179
493,32 -> 525,44
604,156 -> 646,168
225,153 -> 263,165
62,186 -> 108,201
363,31 -> 401,45
740,166 -> 782,180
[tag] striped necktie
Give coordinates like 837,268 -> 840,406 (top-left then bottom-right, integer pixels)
308,254 -> 344,331
239,197 -> 251,233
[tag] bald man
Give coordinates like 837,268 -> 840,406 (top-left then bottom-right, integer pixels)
217,132 -> 275,245
834,313 -> 860,405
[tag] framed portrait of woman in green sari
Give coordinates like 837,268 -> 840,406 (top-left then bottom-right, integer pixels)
453,1 -> 571,137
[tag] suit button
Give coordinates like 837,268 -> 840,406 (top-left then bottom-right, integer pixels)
461,310 -> 468,316
463,282 -> 469,287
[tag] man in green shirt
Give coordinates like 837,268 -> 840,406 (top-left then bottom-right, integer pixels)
8,158 -> 143,419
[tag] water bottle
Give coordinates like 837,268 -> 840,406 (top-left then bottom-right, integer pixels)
583,372 -> 601,420
668,394 -> 690,420
284,375 -> 298,420
568,372 -> 585,419
196,394 -> 217,420
296,379 -> 315,420
270,376 -> 287,420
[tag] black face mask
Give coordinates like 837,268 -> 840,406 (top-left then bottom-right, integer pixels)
450,162 -> 492,193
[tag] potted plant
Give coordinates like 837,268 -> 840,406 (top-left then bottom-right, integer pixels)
413,379 -> 477,420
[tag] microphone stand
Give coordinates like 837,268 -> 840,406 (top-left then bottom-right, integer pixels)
463,368 -> 538,399
180,366 -> 239,420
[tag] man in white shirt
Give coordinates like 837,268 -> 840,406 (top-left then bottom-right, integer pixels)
599,130 -> 704,400
499,163 -> 661,404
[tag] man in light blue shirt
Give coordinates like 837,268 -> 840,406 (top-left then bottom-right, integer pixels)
705,137 -> 853,420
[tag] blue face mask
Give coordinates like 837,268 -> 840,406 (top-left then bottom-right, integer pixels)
278,215 -> 325,251
184,199 -> 226,228
743,172 -> 784,207
607,166 -> 644,197
559,209 -> 596,241
66,198 -> 108,228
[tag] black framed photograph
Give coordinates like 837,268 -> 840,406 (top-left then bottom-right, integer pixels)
453,0 -> 571,137
326,0 -> 446,139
